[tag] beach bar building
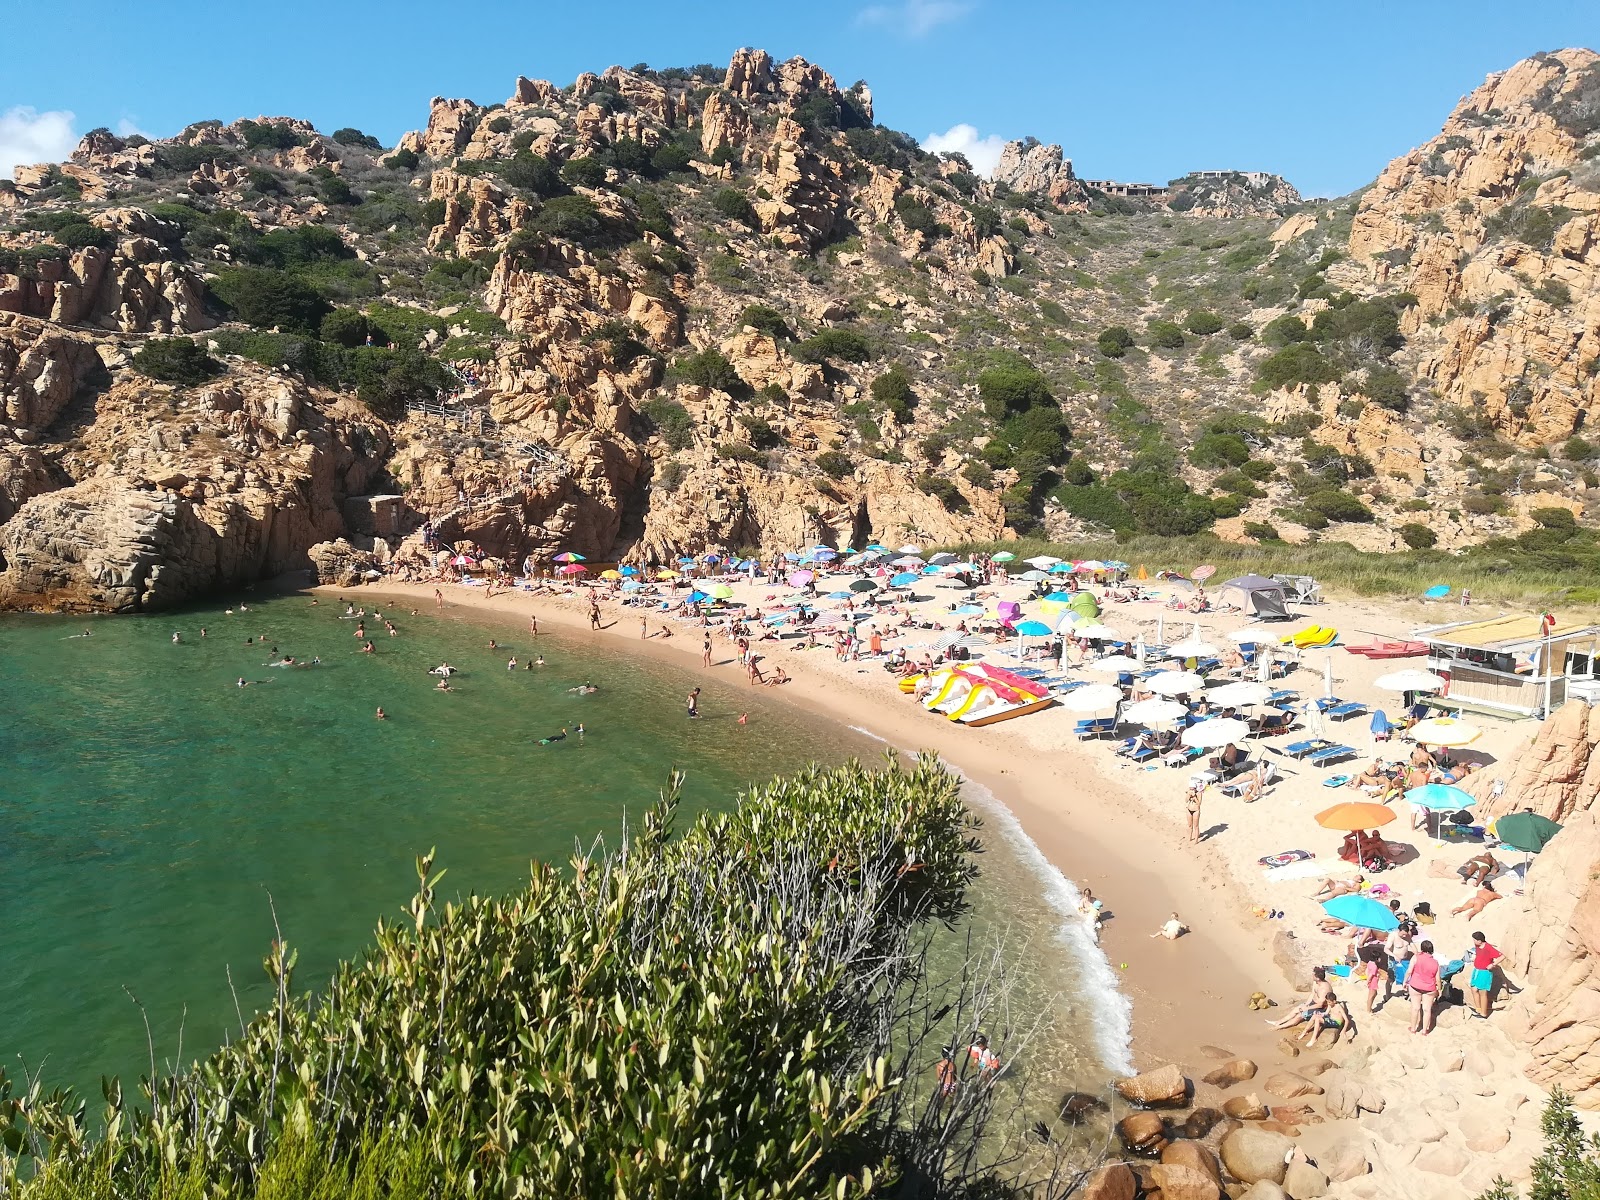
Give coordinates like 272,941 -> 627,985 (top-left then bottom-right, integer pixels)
1413,614 -> 1600,718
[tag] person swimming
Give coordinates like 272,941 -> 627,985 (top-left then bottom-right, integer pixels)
534,656 -> 545,667
171,632 -> 181,643
430,663 -> 457,676
538,727 -> 569,744
266,656 -> 295,667
575,723 -> 585,740
375,707 -> 387,720
434,679 -> 454,692
569,681 -> 598,694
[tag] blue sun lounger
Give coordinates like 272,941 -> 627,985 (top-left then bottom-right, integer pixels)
1326,701 -> 1369,721
1308,743 -> 1357,767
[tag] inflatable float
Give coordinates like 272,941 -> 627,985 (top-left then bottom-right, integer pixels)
921,663 -> 1054,726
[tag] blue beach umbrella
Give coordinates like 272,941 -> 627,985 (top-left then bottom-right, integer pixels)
1043,591 -> 1073,602
618,565 -> 640,576
1404,783 -> 1474,811
1013,620 -> 1054,637
891,572 -> 921,587
1321,895 -> 1399,932
784,552 -> 802,562
688,590 -> 709,603
827,590 -> 853,599
621,581 -> 644,592
1049,562 -> 1075,574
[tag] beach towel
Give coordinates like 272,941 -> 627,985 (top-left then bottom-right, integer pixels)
1258,849 -> 1314,868
1323,774 -> 1352,788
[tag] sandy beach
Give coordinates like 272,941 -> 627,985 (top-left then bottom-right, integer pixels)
333,569 -> 1560,1191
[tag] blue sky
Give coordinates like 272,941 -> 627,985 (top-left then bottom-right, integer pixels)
3,0 -> 1596,195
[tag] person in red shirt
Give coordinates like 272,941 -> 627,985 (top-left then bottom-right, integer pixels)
1407,940 -> 1441,1035
1467,932 -> 1503,1019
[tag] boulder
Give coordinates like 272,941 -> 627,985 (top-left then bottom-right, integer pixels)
1082,1163 -> 1137,1200
1298,1059 -> 1336,1077
1263,1072 -> 1323,1100
1318,1071 -> 1385,1119
1413,1143 -> 1470,1176
1199,1045 -> 1236,1060
1240,1184 -> 1288,1200
1058,1090 -> 1109,1124
1151,1163 -> 1222,1200
1220,1126 -> 1294,1185
1318,1137 -> 1370,1183
1203,1059 -> 1259,1087
1268,1105 -> 1321,1126
308,538 -> 379,587
1116,1063 -> 1190,1108
1276,1039 -> 1302,1059
1162,1141 -> 1223,1186
1223,1094 -> 1269,1121
1281,1162 -> 1328,1199
1183,1108 -> 1224,1139
1461,1108 -> 1512,1153
1118,1111 -> 1168,1156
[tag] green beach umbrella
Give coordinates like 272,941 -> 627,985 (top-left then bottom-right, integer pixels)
1494,812 -> 1563,854
992,551 -> 1016,562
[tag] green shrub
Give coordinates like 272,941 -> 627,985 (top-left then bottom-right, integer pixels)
211,267 -> 331,335
815,449 -> 855,479
1399,522 -> 1438,549
736,413 -> 783,448
650,142 -> 694,175
893,194 -> 939,238
655,460 -> 689,492
236,119 -> 302,150
870,365 -> 915,419
638,398 -> 696,450
383,148 -> 419,172
735,304 -> 791,339
797,329 -> 872,364
670,347 -> 743,392
1532,506 -> 1579,530
1227,321 -> 1253,340
1304,488 -> 1374,523
131,337 -> 220,386
246,167 -> 284,194
917,473 -> 970,513
977,365 -> 1050,419
52,221 -> 113,250
1146,320 -> 1185,350
1257,343 -> 1341,391
1262,314 -> 1311,346
1189,432 -> 1251,468
155,142 -> 234,173
251,223 -> 353,268
530,194 -> 605,242
499,151 -> 562,195
719,442 -> 767,464
486,116 -> 513,135
560,156 -> 608,188
1361,365 -> 1410,412
1185,310 -> 1224,336
1097,325 -> 1134,358
1564,435 -> 1596,461
315,171 -> 359,206
712,187 -> 756,224
1242,520 -> 1280,541
332,127 -> 383,150
1463,491 -> 1508,515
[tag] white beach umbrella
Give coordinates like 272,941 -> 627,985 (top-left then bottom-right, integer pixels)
1156,613 -> 1165,644
1374,669 -> 1447,693
1086,654 -> 1143,673
898,544 -> 922,554
1207,680 -> 1274,707
1075,623 -> 1122,641
1228,626 -> 1273,644
1182,717 -> 1251,749
893,555 -> 926,567
1410,717 -> 1482,747
1147,670 -> 1206,696
1060,683 -> 1125,712
1122,697 -> 1189,725
1018,569 -> 1050,581
1322,655 -> 1335,699
1133,634 -> 1147,665
1167,638 -> 1219,659
1257,652 -> 1273,684
1024,555 -> 1062,568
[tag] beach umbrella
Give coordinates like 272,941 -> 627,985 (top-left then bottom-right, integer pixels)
812,549 -> 838,560
557,563 -> 587,575
1105,561 -> 1129,571
1192,564 -> 1217,583
1018,569 -> 1050,581
1321,895 -> 1399,932
704,554 -> 722,563
850,579 -> 880,593
1181,717 -> 1250,749
1024,555 -> 1062,568
787,570 -> 815,586
1207,681 -> 1273,707
1086,654 -> 1142,673
1014,620 -> 1053,637
706,583 -> 735,600
898,544 -> 923,554
554,552 -> 585,562
929,552 -> 957,565
1051,611 -> 1089,635
1228,626 -> 1271,643
893,555 -> 926,566
954,604 -> 985,616
1122,697 -> 1189,725
844,552 -> 870,566
657,569 -> 679,579
1494,812 -> 1563,854
941,562 -> 977,574
1315,801 -> 1396,832
1076,623 -> 1122,641
1059,683 -> 1124,712
783,552 -> 802,562
890,572 -> 921,587
600,569 -> 623,580
451,554 -> 476,566
677,556 -> 697,566
992,551 -> 1017,562
621,580 -> 644,592
1410,717 -> 1482,747
1405,783 -> 1474,810
1075,560 -> 1105,573
1043,591 -> 1073,603
1167,638 -> 1219,659
1148,670 -> 1206,697
1374,669 -> 1447,693
827,590 -> 854,600
618,565 -> 640,576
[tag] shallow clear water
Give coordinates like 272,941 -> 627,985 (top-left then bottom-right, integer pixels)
1,594 -> 1125,1126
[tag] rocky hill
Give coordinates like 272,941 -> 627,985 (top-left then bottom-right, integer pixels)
0,47 -> 1597,609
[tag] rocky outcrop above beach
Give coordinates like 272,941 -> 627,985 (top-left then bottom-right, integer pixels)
1460,697 -> 1600,821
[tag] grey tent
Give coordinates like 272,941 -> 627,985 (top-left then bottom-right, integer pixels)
1219,574 -> 1290,619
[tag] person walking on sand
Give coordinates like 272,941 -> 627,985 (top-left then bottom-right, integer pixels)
1408,939 -> 1441,1035
434,588 -> 444,609
1185,785 -> 1202,843
529,614 -> 538,638
1465,931 -> 1503,1019
686,687 -> 700,719
703,635 -> 713,667
641,617 -> 649,640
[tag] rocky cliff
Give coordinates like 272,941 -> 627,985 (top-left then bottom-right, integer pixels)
2,47 -> 1600,610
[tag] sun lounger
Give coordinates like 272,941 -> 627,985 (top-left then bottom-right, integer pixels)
1326,701 -> 1369,721
1250,710 -> 1295,737
1165,746 -> 1204,768
1075,717 -> 1116,740
1308,744 -> 1357,767
1285,739 -> 1331,759
1311,696 -> 1344,712
1267,689 -> 1299,706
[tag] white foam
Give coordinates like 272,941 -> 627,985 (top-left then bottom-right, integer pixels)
954,771 -> 1137,1077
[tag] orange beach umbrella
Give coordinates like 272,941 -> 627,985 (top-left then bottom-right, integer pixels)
1314,802 -> 1396,832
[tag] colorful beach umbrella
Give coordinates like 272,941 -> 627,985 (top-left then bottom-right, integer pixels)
787,570 -> 815,586
1494,812 -> 1562,854
1410,717 -> 1482,747
600,569 -> 623,580
553,552 -> 585,562
1049,562 -> 1076,574
1404,783 -> 1474,810
1321,895 -> 1399,932
1075,560 -> 1105,573
557,563 -> 587,575
1315,801 -> 1396,832
1192,565 -> 1217,583
827,590 -> 854,600
992,551 -> 1017,562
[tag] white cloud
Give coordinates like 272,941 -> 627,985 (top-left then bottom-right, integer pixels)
921,123 -> 1007,177
0,106 -> 77,180
858,0 -> 971,37
115,118 -> 151,139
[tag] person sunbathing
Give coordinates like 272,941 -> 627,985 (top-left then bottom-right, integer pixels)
1299,995 -> 1356,1047
1208,743 -> 1244,774
1451,882 -> 1503,918
1312,874 -> 1367,900
1268,968 -> 1332,1029
1458,850 -> 1500,886
1346,759 -> 1392,790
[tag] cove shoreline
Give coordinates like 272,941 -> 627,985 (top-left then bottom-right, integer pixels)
339,580 -> 1291,1078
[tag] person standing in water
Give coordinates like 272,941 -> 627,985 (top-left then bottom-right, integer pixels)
686,687 -> 701,718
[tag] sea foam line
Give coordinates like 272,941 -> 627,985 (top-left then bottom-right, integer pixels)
953,770 -> 1136,1077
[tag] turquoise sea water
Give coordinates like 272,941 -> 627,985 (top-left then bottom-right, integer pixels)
1,593 -> 1126,1126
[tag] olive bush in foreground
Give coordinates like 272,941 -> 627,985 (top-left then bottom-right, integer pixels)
1,758 -> 1095,1198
